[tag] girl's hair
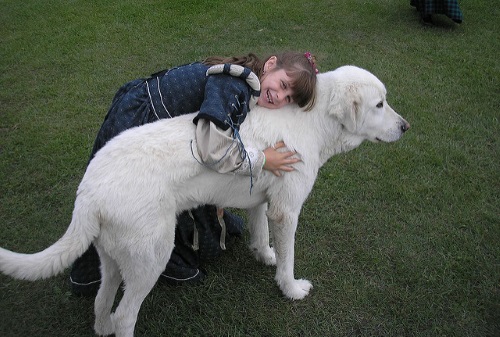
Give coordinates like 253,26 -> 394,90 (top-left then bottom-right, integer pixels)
203,52 -> 317,110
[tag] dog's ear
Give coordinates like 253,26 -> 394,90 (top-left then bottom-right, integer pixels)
329,84 -> 359,133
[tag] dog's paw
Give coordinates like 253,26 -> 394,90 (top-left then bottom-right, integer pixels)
280,278 -> 313,300
252,246 -> 276,266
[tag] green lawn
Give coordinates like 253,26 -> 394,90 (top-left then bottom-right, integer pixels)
1,1 -> 498,336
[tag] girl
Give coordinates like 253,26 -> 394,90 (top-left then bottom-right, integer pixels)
70,51 -> 318,296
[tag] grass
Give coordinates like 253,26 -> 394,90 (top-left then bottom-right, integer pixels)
0,0 -> 498,336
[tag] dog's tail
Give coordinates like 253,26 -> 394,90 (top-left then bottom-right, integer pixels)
0,197 -> 100,281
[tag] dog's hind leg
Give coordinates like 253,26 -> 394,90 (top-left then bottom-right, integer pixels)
110,217 -> 175,337
93,246 -> 122,336
248,203 -> 276,266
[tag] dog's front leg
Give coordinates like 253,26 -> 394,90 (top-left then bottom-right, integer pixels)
268,205 -> 312,300
247,203 -> 276,266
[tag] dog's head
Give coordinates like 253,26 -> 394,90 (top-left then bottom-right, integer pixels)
327,66 -> 410,143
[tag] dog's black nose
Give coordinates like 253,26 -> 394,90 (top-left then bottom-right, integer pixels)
401,121 -> 410,133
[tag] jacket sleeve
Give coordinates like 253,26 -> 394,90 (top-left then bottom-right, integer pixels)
195,118 -> 264,177
194,74 -> 251,131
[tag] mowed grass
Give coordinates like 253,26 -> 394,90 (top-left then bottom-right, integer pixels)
0,1 -> 498,336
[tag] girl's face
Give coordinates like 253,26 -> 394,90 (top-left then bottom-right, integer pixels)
257,57 -> 294,109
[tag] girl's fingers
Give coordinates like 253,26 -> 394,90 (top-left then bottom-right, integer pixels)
273,141 -> 286,149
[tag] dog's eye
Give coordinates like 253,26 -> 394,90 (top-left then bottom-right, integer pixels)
376,102 -> 383,108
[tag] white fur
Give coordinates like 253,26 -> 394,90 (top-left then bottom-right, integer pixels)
0,66 -> 409,337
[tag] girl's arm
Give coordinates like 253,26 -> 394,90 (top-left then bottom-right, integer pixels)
195,119 -> 299,177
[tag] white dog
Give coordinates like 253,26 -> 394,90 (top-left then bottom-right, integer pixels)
0,66 -> 409,337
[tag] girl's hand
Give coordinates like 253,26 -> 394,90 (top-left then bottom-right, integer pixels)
263,141 -> 301,177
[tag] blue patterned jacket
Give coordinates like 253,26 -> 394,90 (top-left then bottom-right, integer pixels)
90,62 -> 259,158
